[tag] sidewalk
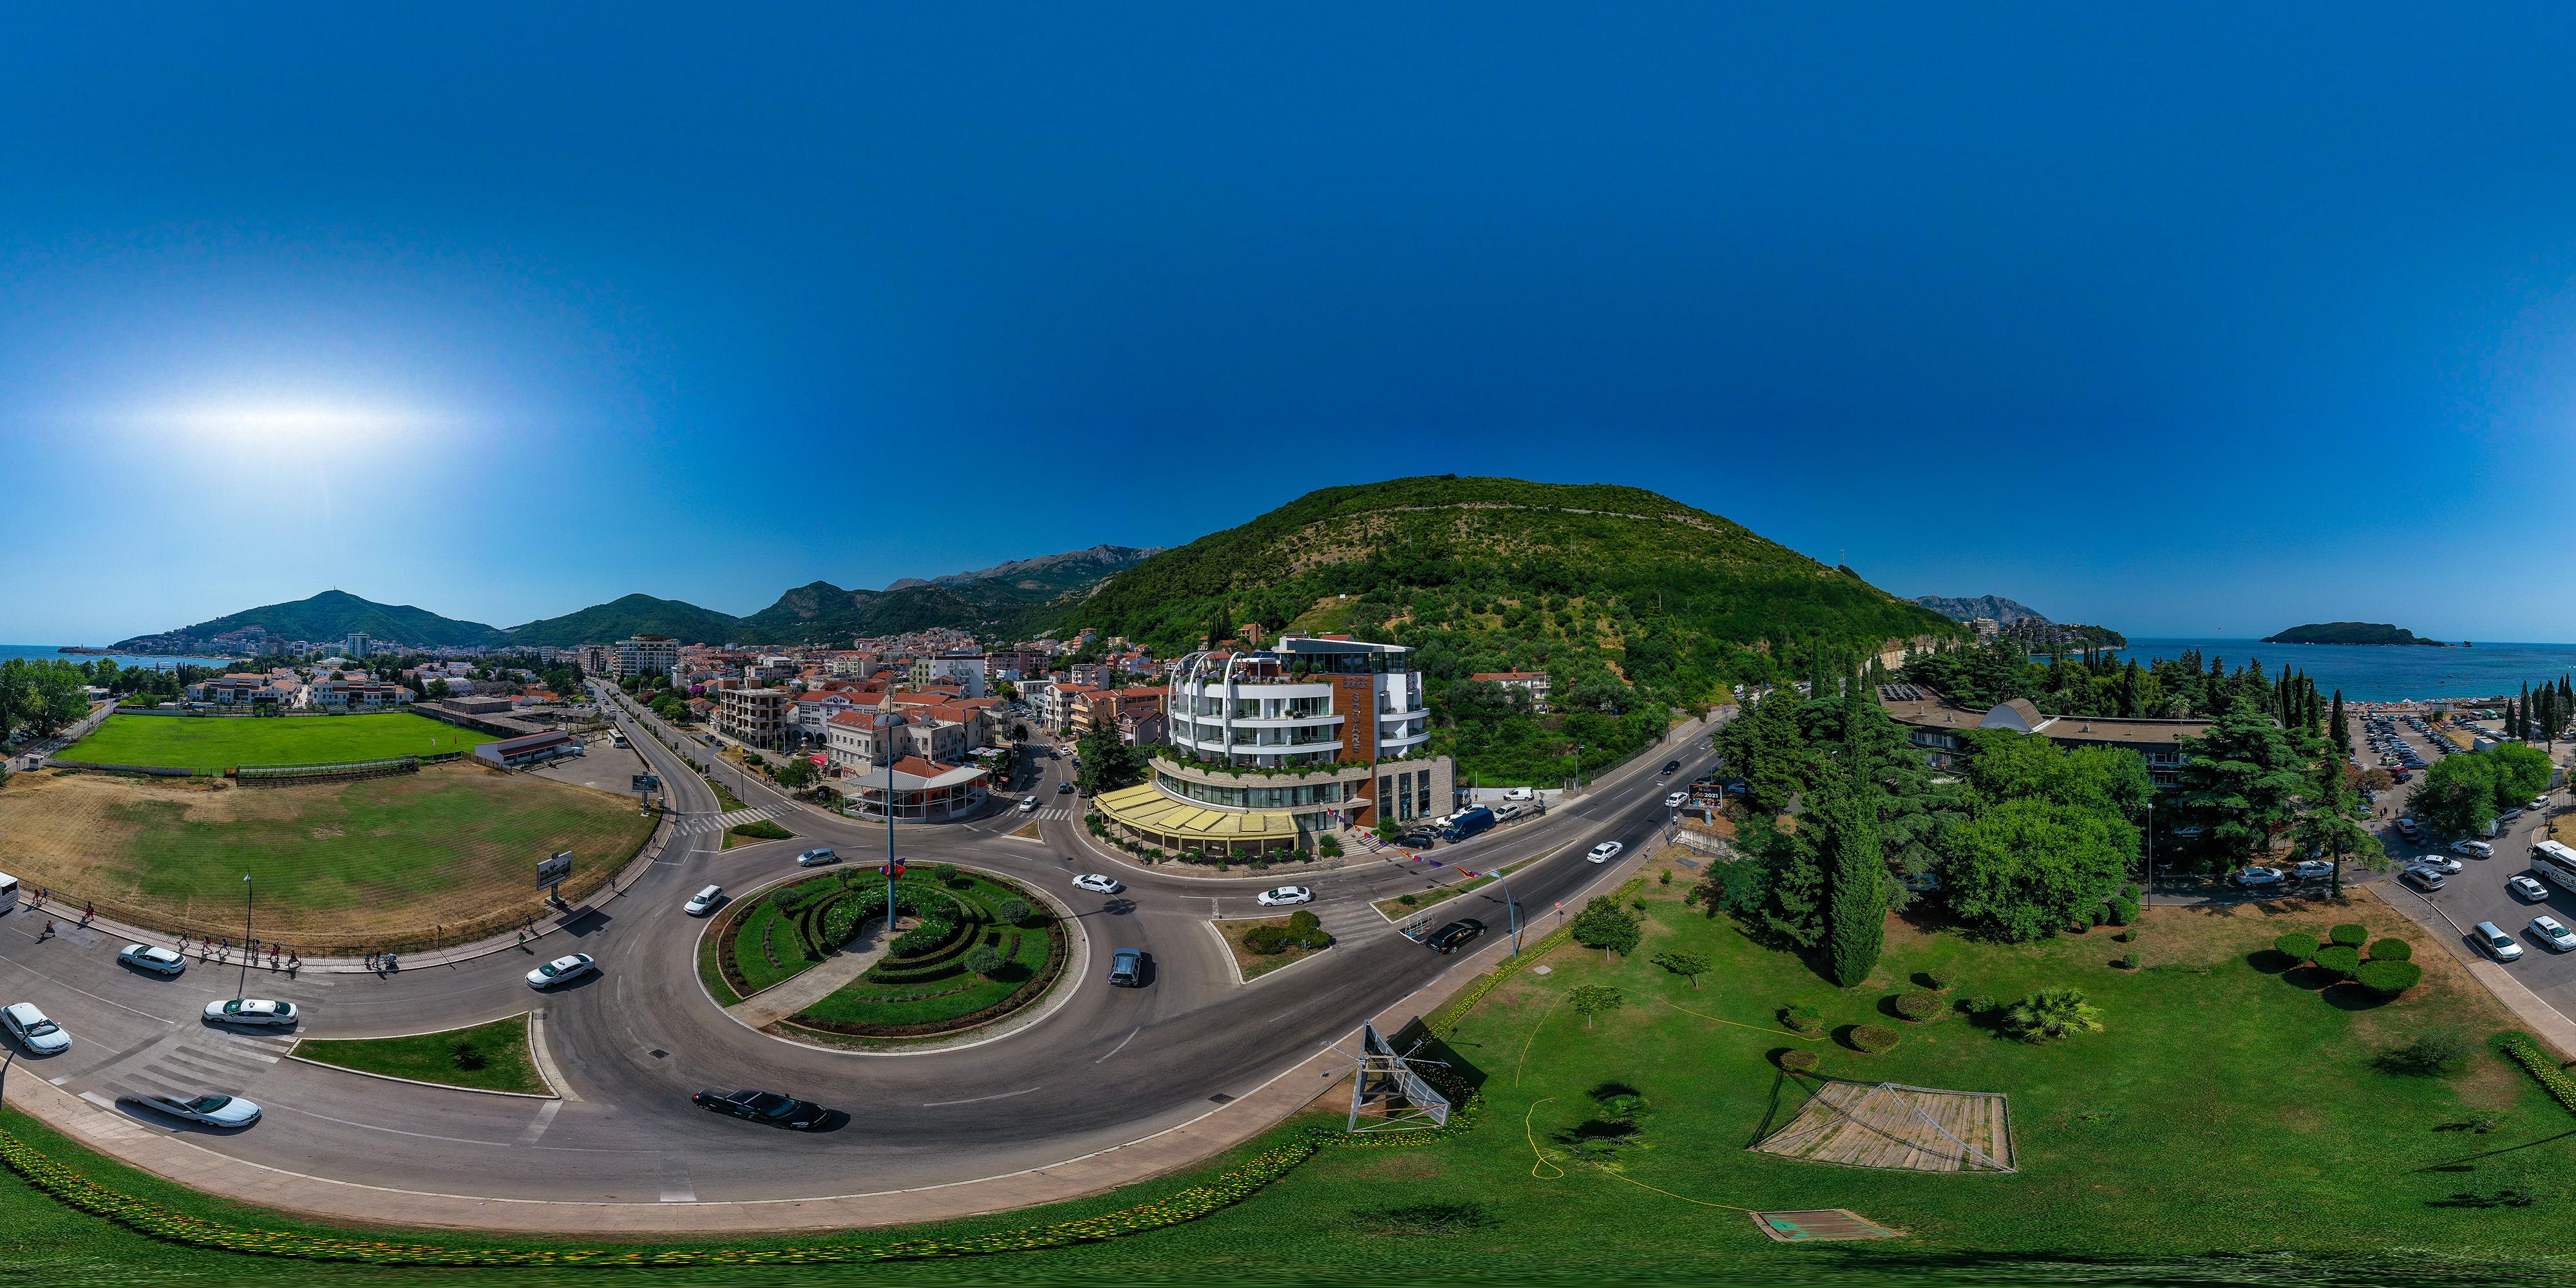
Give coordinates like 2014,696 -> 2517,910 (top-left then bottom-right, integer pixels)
2369,883 -> 2576,1057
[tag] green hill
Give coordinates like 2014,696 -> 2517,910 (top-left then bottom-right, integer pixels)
506,594 -> 745,647
1066,476 -> 1959,782
2261,622 -> 2445,646
117,590 -> 507,650
736,547 -> 1159,645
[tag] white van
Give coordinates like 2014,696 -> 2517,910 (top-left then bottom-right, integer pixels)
1501,787 -> 1534,802
0,871 -> 16,914
684,885 -> 724,916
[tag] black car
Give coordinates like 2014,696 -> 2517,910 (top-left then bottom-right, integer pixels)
1425,918 -> 1485,954
693,1088 -> 829,1130
1662,761 -> 1682,774
1057,782 -> 1074,793
1108,948 -> 1148,987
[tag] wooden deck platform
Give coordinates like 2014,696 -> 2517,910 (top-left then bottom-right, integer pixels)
1750,1080 -> 2015,1173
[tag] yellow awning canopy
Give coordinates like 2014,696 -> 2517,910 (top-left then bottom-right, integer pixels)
1096,783 -> 1303,840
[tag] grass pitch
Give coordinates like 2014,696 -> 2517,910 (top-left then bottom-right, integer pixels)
61,712 -> 489,772
0,762 -> 650,945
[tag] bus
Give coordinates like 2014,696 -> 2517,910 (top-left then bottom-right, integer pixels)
2531,840 -> 2576,890
0,871 -> 17,914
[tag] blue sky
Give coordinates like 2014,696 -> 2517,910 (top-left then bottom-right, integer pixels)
11,5 -> 2576,643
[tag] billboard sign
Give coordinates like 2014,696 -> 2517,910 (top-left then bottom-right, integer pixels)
537,851 -> 574,889
631,774 -> 660,793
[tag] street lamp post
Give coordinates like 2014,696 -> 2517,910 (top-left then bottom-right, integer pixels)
1496,866 -> 1523,956
238,874 -> 254,996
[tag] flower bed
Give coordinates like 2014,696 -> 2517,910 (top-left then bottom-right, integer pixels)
781,868 -> 1069,1039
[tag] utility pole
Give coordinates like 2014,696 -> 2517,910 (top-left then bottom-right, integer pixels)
238,874 -> 254,996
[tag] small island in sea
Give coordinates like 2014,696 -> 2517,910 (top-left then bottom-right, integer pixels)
2260,621 -> 2449,646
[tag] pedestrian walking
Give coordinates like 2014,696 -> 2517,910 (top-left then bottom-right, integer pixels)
82,900 -> 93,926
38,920 -> 54,941
286,953 -> 300,974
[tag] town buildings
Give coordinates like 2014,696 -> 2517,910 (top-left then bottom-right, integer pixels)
614,636 -> 681,681
1875,685 -> 2210,787
717,686 -> 793,749
1468,670 -> 1552,710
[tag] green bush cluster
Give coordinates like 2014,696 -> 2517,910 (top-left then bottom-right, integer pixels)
2273,932 -> 2320,961
1242,913 -> 1331,956
2369,937 -> 2412,961
1776,1048 -> 1819,1074
2311,945 -> 2362,976
2354,960 -> 2422,994
2329,923 -> 2369,948
1891,990 -> 1943,1022
1779,1003 -> 1824,1035
1846,1023 -> 1900,1054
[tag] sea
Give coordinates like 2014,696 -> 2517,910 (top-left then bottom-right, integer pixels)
2116,637 -> 2576,704
0,643 -> 244,671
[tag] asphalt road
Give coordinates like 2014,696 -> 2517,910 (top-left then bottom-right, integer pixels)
0,683 -> 1719,1206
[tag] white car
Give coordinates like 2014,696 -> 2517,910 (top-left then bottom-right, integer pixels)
1665,791 -> 1689,808
1587,841 -> 1625,864
526,953 -> 596,989
2510,874 -> 2552,902
1018,797 -> 1039,813
1256,886 -> 1314,907
2289,859 -> 2333,879
2418,855 -> 2465,875
2450,839 -> 2492,858
1,1002 -> 70,1055
118,943 -> 187,976
203,998 -> 298,1027
1072,873 -> 1123,895
2533,915 -> 2576,952
684,885 -> 724,916
2533,797 -> 2552,811
136,1092 -> 261,1128
795,848 -> 838,867
2232,866 -> 2287,887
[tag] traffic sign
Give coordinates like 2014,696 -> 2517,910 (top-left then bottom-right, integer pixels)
537,851 -> 574,889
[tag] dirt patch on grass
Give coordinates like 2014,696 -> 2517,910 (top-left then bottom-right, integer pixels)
0,762 -> 652,951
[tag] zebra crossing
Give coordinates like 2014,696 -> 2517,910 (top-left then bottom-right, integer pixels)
1029,807 -> 1072,822
672,806 -> 795,836
87,1029 -> 297,1110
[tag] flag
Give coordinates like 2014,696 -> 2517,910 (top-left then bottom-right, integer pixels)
884,860 -> 905,878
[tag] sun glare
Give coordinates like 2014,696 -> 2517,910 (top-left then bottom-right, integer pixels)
156,403 -> 428,446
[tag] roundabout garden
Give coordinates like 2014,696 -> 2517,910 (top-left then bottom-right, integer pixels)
705,863 -> 1070,1044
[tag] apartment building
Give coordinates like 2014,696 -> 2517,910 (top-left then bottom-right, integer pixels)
717,687 -> 792,750
1876,685 -> 2210,787
615,636 -> 681,681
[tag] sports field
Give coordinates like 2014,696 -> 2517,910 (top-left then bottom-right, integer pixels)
60,712 -> 489,773
0,762 -> 651,949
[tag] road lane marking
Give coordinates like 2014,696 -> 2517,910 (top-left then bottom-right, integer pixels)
922,1086 -> 1041,1106
265,1103 -> 650,1152
659,1153 -> 696,1202
1092,1027 -> 1140,1063
514,1099 -> 562,1146
0,955 -> 177,1025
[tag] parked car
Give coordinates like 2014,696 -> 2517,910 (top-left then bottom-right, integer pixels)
795,848 -> 838,867
1502,787 -> 1534,801
1,1002 -> 70,1054
2418,855 -> 2465,874
684,885 -> 724,916
2452,840 -> 2494,858
2474,920 -> 2526,961
2511,873 -> 2552,902
136,1093 -> 261,1128
1107,948 -> 1148,987
1255,886 -> 1314,907
2289,859 -> 2333,879
2532,915 -> 2576,952
2401,866 -> 2447,892
1073,873 -> 1123,895
1587,840 -> 1625,864
202,998 -> 297,1027
2232,866 -> 2287,887
2172,824 -> 2206,839
2533,797 -> 2552,811
526,953 -> 597,989
1425,918 -> 1486,954
693,1088 -> 829,1130
117,943 -> 186,976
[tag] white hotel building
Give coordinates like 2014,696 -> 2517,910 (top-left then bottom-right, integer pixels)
1094,634 -> 1452,859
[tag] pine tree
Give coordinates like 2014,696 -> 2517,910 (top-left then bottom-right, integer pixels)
1825,691 -> 1888,987
2330,690 -> 2348,753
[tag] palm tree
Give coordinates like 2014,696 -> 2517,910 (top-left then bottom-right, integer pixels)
2005,988 -> 2105,1043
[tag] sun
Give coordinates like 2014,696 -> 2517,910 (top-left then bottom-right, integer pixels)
163,403 -> 425,447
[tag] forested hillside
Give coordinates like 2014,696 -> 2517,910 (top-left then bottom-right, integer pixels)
1070,476 -> 1959,783
117,591 -> 507,650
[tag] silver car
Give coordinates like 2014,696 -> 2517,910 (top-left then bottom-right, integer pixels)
203,998 -> 298,1027
526,953 -> 597,989
3,1002 -> 71,1054
117,943 -> 187,976
136,1093 -> 261,1128
2475,920 -> 2525,962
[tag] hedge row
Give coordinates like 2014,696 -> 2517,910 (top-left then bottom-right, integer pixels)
2499,1032 -> 2576,1117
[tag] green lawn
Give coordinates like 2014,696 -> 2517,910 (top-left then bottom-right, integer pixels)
724,893 -> 822,995
791,871 -> 1058,1030
7,878 -> 2576,1285
62,712 -> 488,772
293,1015 -> 549,1095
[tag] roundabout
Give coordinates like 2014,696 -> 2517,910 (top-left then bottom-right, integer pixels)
0,683 -> 1721,1234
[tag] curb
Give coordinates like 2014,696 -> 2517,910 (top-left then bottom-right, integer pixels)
282,1010 -> 560,1101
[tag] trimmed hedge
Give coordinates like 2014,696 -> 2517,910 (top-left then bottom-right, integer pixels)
2368,937 -> 2412,961
1779,1004 -> 1824,1035
2500,1032 -> 2576,1117
1777,1048 -> 1819,1074
2311,945 -> 2362,977
1891,990 -> 1943,1023
2273,932 -> 2320,962
2328,923 -> 2369,948
2353,960 -> 2423,994
1846,1024 -> 1900,1054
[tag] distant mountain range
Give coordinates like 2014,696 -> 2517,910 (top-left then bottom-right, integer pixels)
114,545 -> 1162,652
1910,594 -> 2049,624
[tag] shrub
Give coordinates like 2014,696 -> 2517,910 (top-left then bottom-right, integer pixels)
1287,909 -> 1321,934
1659,868 -> 1672,886
2312,945 -> 2363,977
889,916 -> 957,958
1777,1048 -> 1819,1074
2329,923 -> 2369,947
1956,994 -> 1998,1017
2374,1032 -> 2472,1077
2369,937 -> 2413,961
2273,932 -> 2320,962
450,1041 -> 487,1071
2499,1032 -> 2576,1117
1891,990 -> 1942,1022
2005,989 -> 2105,1043
995,898 -> 1036,926
2109,896 -> 2140,926
727,819 -> 793,840
1397,893 -> 1418,905
961,944 -> 1006,979
1242,925 -> 1289,955
2353,960 -> 2423,994
1316,834 -> 1343,858
1846,1024 -> 1900,1054
1779,1004 -> 1824,1035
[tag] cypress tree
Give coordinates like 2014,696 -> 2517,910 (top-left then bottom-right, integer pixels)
1825,692 -> 1888,988
2330,690 -> 2347,753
